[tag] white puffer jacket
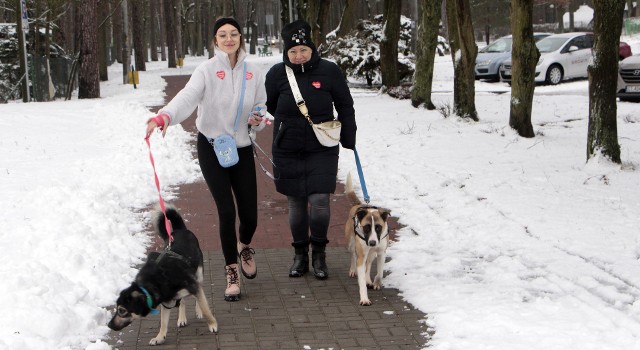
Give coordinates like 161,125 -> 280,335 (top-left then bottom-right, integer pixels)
160,48 -> 267,147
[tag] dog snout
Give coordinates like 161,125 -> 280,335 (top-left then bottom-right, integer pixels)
368,240 -> 377,247
108,316 -> 131,331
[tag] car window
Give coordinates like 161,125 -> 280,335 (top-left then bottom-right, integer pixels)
536,37 -> 570,53
481,38 -> 512,53
584,35 -> 594,48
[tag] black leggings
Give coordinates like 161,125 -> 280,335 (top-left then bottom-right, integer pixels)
197,133 -> 258,265
287,193 -> 330,246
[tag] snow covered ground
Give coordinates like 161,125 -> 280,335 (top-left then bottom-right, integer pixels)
1,35 -> 640,349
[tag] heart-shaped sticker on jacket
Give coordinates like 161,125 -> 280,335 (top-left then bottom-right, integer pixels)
246,72 -> 253,80
216,71 -> 225,79
312,81 -> 321,88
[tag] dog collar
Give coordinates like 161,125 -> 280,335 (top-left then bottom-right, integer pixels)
139,286 -> 159,315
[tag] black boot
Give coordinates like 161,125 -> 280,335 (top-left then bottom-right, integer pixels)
311,244 -> 328,280
289,244 -> 309,277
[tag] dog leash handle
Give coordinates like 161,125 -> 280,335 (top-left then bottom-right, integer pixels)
145,137 -> 173,243
353,148 -> 370,204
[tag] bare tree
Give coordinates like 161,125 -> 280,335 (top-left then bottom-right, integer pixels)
98,0 -> 110,81
336,0 -> 358,38
587,0 -> 625,164
131,0 -> 146,71
149,0 -> 159,61
380,0 -> 401,87
164,0 -> 176,67
509,0 -> 539,137
77,0 -> 100,98
446,0 -> 478,120
411,0 -> 442,110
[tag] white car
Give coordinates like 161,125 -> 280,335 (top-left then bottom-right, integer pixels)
617,54 -> 640,102
475,33 -> 551,82
500,32 -> 594,85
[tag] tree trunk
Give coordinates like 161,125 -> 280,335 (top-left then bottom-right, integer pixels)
337,0 -> 358,38
149,0 -> 159,61
164,0 -> 177,67
509,0 -> 538,137
450,0 -> 478,120
411,0 -> 442,110
16,0 -> 29,102
380,0 -> 401,87
98,0 -> 110,81
77,0 -> 100,99
556,4 -> 565,32
131,0 -> 146,71
159,0 -> 167,61
174,0 -> 183,63
112,0 -> 122,62
445,0 -> 461,110
195,0 -> 203,56
587,0 -> 624,164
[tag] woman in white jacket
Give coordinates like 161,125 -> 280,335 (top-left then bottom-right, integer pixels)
145,17 -> 267,302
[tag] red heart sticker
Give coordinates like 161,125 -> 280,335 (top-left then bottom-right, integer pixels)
246,72 -> 253,80
216,71 -> 225,79
312,81 -> 321,89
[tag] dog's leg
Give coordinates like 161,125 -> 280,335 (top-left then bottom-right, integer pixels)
348,246 -> 358,278
365,251 -> 377,288
372,249 -> 386,290
357,251 -> 371,306
195,286 -> 218,333
177,299 -> 187,327
149,305 -> 171,345
195,298 -> 204,319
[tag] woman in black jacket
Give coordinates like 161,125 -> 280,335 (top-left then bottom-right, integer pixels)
265,20 -> 357,279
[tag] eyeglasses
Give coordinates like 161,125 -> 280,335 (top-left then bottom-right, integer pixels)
216,32 -> 240,40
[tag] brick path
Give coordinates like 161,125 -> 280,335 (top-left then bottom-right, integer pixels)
106,75 -> 429,350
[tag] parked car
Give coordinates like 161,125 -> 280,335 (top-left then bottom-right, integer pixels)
617,54 -> 640,102
475,33 -> 551,82
619,41 -> 632,60
500,32 -> 594,85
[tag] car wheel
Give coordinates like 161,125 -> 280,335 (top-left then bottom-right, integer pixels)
546,64 -> 563,85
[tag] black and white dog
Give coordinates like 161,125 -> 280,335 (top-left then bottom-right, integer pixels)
108,205 -> 217,345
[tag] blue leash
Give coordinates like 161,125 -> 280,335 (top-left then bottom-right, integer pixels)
353,148 -> 370,204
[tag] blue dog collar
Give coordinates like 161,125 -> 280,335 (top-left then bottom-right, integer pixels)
139,286 -> 159,315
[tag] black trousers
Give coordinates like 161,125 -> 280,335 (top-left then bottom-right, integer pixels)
287,193 -> 330,247
197,133 -> 258,266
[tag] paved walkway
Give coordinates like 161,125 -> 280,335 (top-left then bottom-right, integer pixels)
106,75 -> 429,350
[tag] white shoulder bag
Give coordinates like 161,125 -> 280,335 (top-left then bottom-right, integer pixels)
285,66 -> 341,147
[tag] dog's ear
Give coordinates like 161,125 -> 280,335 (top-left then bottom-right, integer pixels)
380,208 -> 391,221
355,208 -> 369,222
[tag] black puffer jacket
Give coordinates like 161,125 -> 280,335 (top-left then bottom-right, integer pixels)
265,50 -> 356,197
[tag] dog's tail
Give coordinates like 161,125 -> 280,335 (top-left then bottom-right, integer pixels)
152,203 -> 187,241
345,173 -> 362,207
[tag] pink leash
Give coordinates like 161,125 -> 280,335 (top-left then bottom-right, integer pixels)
145,137 -> 173,244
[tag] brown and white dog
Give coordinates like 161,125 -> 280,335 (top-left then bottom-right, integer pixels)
344,173 -> 391,306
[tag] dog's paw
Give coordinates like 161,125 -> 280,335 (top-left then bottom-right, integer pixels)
208,319 -> 219,333
366,282 -> 375,289
348,270 -> 357,278
359,298 -> 372,306
196,308 -> 204,319
177,318 -> 188,327
373,276 -> 382,290
149,336 -> 166,346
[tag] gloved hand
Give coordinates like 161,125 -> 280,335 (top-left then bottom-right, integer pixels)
146,112 -> 170,138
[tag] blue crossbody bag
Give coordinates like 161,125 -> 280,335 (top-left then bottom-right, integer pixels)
210,63 -> 247,168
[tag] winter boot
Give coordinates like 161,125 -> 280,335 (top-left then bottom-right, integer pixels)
238,242 -> 257,279
289,243 -> 309,277
224,264 -> 241,301
311,243 -> 328,280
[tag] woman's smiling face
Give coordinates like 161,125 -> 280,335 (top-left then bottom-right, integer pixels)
215,24 -> 241,56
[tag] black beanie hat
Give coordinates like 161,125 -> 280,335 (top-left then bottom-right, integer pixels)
213,17 -> 242,36
281,19 -> 316,52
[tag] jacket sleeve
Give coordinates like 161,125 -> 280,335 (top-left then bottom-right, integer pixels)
265,65 -> 280,117
329,63 -> 356,150
160,65 -> 206,125
250,67 -> 268,133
